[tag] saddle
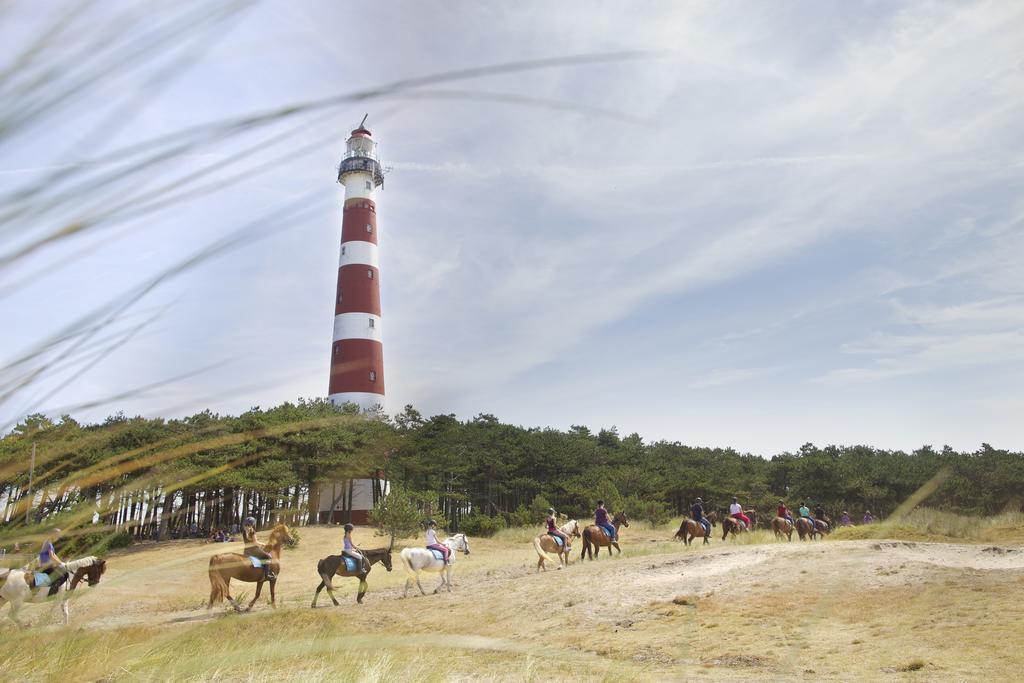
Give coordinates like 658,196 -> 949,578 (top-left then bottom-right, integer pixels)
549,534 -> 565,548
247,556 -> 263,569
428,548 -> 446,561
342,555 -> 360,572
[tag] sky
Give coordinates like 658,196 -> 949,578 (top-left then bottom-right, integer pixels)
1,1 -> 1022,455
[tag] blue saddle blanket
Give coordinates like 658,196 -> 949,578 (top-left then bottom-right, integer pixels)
247,556 -> 263,569
34,572 -> 51,587
343,556 -> 358,572
549,533 -> 564,547
429,548 -> 446,561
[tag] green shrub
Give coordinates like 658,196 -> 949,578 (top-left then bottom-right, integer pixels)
61,529 -> 134,557
458,514 -> 506,537
504,505 -> 533,528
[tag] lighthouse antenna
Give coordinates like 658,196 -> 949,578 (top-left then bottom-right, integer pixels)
359,113 -> 369,129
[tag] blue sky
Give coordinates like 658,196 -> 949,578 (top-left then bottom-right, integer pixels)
1,1 -> 1022,454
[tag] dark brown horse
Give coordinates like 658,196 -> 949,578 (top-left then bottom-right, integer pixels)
722,510 -> 758,540
813,518 -> 831,538
795,517 -> 815,541
771,516 -> 794,541
580,512 -> 629,560
311,543 -> 393,606
208,523 -> 292,612
674,510 -> 718,546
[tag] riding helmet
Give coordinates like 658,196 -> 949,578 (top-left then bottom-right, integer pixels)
427,519 -> 437,527
244,516 -> 257,528
548,508 -> 555,514
343,523 -> 354,532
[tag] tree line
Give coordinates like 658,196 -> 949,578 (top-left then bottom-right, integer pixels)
1,400 -> 1022,545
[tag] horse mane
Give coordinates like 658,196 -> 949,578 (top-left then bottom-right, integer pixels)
63,556 -> 98,572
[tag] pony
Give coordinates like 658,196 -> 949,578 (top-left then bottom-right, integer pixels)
533,520 -> 579,572
207,523 -> 293,612
795,517 -> 815,541
580,511 -> 629,560
722,509 -> 758,541
311,542 -> 393,606
0,556 -> 106,626
771,516 -> 794,541
399,533 -> 470,597
674,510 -> 718,546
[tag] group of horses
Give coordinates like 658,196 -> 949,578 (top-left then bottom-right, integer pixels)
533,512 -> 630,571
206,523 -> 473,613
674,508 -> 832,544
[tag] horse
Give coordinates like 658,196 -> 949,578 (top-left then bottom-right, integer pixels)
580,511 -> 629,560
771,516 -> 794,541
795,517 -> 815,541
533,522 -> 577,572
813,518 -> 831,538
207,523 -> 292,612
722,510 -> 758,541
311,542 -> 393,606
399,533 -> 470,597
0,556 -> 107,626
674,510 -> 717,546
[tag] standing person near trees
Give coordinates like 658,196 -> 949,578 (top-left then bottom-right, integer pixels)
863,510 -> 875,524
839,511 -> 852,527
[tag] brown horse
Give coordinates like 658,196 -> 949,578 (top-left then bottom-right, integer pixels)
795,517 -> 815,541
722,510 -> 758,540
311,542 -> 393,606
580,512 -> 629,560
674,510 -> 717,546
771,516 -> 794,541
208,523 -> 292,612
813,518 -> 831,538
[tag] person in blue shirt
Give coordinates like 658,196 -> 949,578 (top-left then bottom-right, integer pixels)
39,528 -> 64,574
691,498 -> 710,538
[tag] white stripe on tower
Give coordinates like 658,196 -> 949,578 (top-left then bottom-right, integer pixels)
328,123 -> 385,411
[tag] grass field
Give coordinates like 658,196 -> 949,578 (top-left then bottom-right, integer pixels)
2,512 -> 1023,680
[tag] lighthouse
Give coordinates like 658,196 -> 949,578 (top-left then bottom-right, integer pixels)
328,117 -> 385,411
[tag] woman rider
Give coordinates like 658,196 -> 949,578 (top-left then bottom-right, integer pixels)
729,497 -> 752,531
425,520 -> 451,565
242,517 -> 276,581
777,500 -> 794,526
797,502 -> 813,530
545,508 -> 571,548
342,523 -> 369,573
594,500 -> 616,541
37,528 -> 66,592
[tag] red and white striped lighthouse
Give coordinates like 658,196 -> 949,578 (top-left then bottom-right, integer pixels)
328,119 -> 385,411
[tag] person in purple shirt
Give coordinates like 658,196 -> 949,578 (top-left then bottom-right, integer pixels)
594,500 -> 616,541
38,528 -> 64,573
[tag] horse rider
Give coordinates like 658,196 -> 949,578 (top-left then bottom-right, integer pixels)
863,510 -> 875,524
729,497 -> 752,531
425,519 -> 452,565
777,500 -> 794,526
341,522 -> 369,573
242,516 -> 276,581
37,528 -> 67,592
814,503 -> 830,532
839,511 -> 852,527
545,508 -> 571,548
797,502 -> 812,529
594,500 -> 616,541
691,498 -> 711,538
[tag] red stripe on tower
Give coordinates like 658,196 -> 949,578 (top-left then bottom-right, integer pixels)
328,122 -> 385,411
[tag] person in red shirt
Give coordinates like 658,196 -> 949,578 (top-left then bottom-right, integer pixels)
545,508 -> 571,548
777,500 -> 794,526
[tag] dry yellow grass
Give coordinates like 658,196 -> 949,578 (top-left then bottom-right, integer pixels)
1,516 -> 1023,680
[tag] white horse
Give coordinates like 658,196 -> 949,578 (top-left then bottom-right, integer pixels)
399,533 -> 471,597
0,556 -> 106,626
560,519 -> 580,539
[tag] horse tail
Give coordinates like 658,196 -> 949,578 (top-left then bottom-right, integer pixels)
208,560 -> 228,606
533,536 -> 558,565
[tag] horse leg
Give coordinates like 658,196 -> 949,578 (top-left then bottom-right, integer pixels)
444,565 -> 452,592
269,579 -> 277,608
403,576 -> 412,598
246,580 -> 264,612
612,541 -> 621,555
312,580 -> 325,608
415,570 -> 427,596
357,575 -> 368,604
